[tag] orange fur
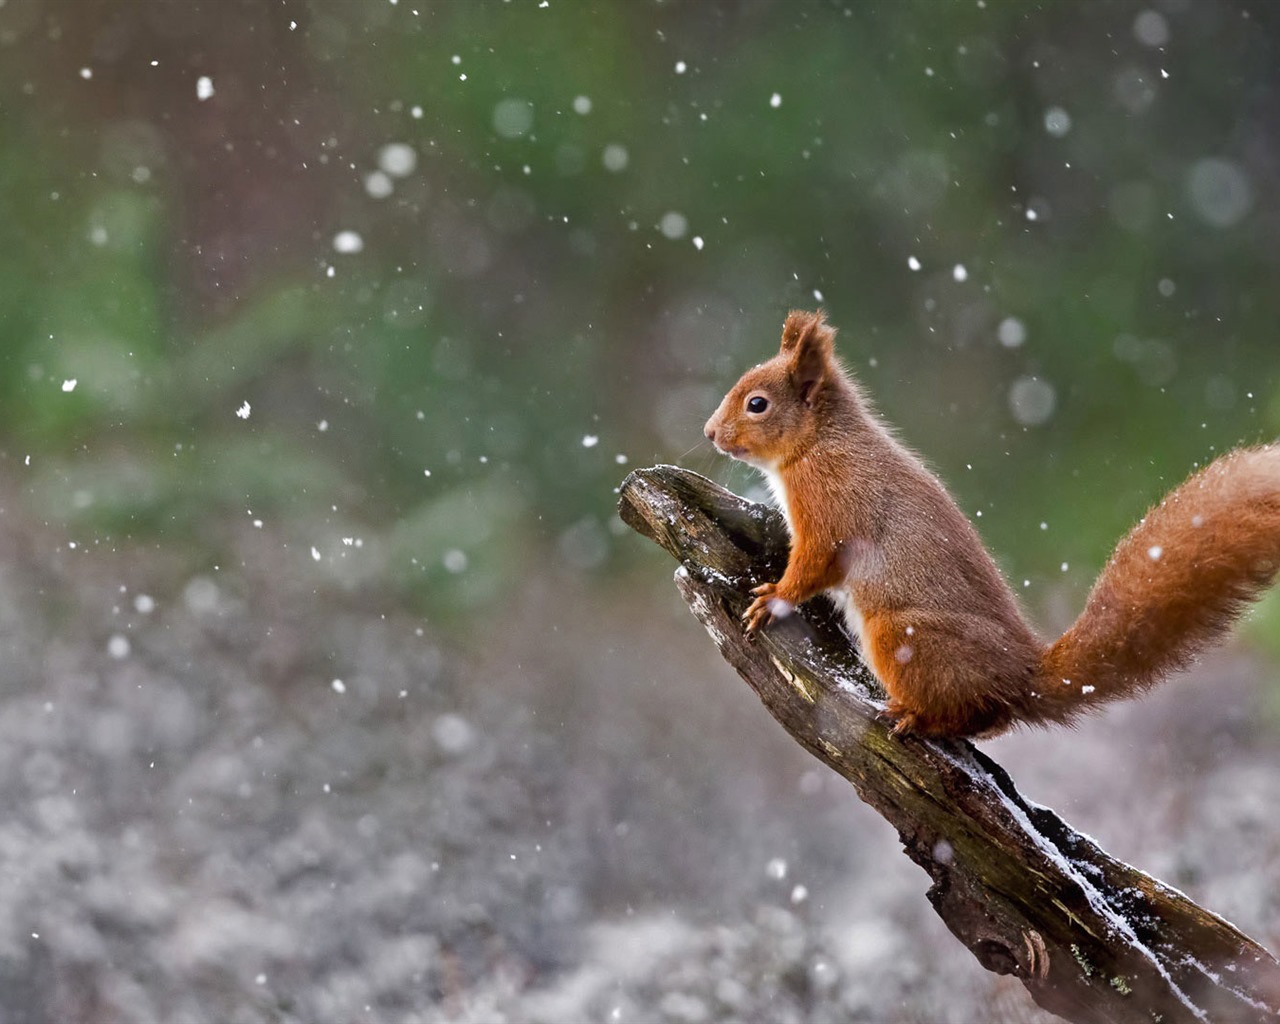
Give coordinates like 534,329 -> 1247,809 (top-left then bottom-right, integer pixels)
705,310 -> 1280,738
1034,445 -> 1280,723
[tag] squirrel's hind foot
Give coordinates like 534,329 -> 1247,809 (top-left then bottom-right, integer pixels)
878,700 -> 921,738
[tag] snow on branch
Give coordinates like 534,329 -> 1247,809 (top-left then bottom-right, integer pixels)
619,465 -> 1280,1024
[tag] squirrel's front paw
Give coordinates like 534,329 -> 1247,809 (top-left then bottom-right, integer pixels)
742,583 -> 791,635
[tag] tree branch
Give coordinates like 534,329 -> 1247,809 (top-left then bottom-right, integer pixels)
619,464 -> 1280,1024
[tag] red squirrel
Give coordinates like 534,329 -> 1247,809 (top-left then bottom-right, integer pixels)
704,309 -> 1280,738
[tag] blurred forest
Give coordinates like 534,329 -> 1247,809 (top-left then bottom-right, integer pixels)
0,0 -> 1278,1021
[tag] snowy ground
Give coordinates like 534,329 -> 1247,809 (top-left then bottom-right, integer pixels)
0,499 -> 1276,1023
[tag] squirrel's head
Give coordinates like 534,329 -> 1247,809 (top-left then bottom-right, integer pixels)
704,309 -> 841,469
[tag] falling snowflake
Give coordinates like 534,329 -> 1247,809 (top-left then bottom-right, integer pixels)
333,230 -> 364,254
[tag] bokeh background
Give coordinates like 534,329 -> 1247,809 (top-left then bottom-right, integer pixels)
1,0 -> 1278,1020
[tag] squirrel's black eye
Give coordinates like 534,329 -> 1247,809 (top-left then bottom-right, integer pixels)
747,396 -> 769,414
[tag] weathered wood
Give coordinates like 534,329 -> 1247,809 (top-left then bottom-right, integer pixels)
619,464 -> 1280,1024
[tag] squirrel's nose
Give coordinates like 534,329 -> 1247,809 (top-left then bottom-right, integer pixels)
704,421 -> 717,443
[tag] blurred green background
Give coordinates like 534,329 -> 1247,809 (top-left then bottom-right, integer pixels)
2,2 -> 1280,1020
4,0 -> 1280,640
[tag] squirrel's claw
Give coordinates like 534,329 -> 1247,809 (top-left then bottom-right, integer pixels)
742,582 -> 779,635
742,597 -> 774,634
878,700 -> 919,739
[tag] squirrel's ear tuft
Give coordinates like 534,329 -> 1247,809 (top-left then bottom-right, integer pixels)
781,309 -> 836,405
781,308 -> 836,357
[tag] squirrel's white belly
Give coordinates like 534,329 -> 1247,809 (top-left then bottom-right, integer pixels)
759,466 -> 792,533
826,587 -> 867,650
758,465 -> 867,650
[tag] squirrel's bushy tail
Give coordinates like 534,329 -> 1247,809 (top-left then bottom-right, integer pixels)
1029,443 -> 1280,724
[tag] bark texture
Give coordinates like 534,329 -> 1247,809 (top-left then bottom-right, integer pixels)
619,464 -> 1280,1024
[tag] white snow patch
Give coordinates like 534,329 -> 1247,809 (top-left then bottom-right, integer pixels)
433,713 -> 476,755
1187,158 -> 1253,228
1009,376 -> 1056,426
378,142 -> 417,178
333,230 -> 364,254
61,379 -> 77,393
997,317 -> 1027,348
767,597 -> 794,619
235,401 -> 251,419
1044,106 -> 1072,137
196,75 -> 214,101
1133,9 -> 1170,48
184,576 -> 219,614
602,144 -> 629,172
493,97 -> 534,138
364,171 -> 394,199
950,749 -> 1211,1022
659,211 -> 687,239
